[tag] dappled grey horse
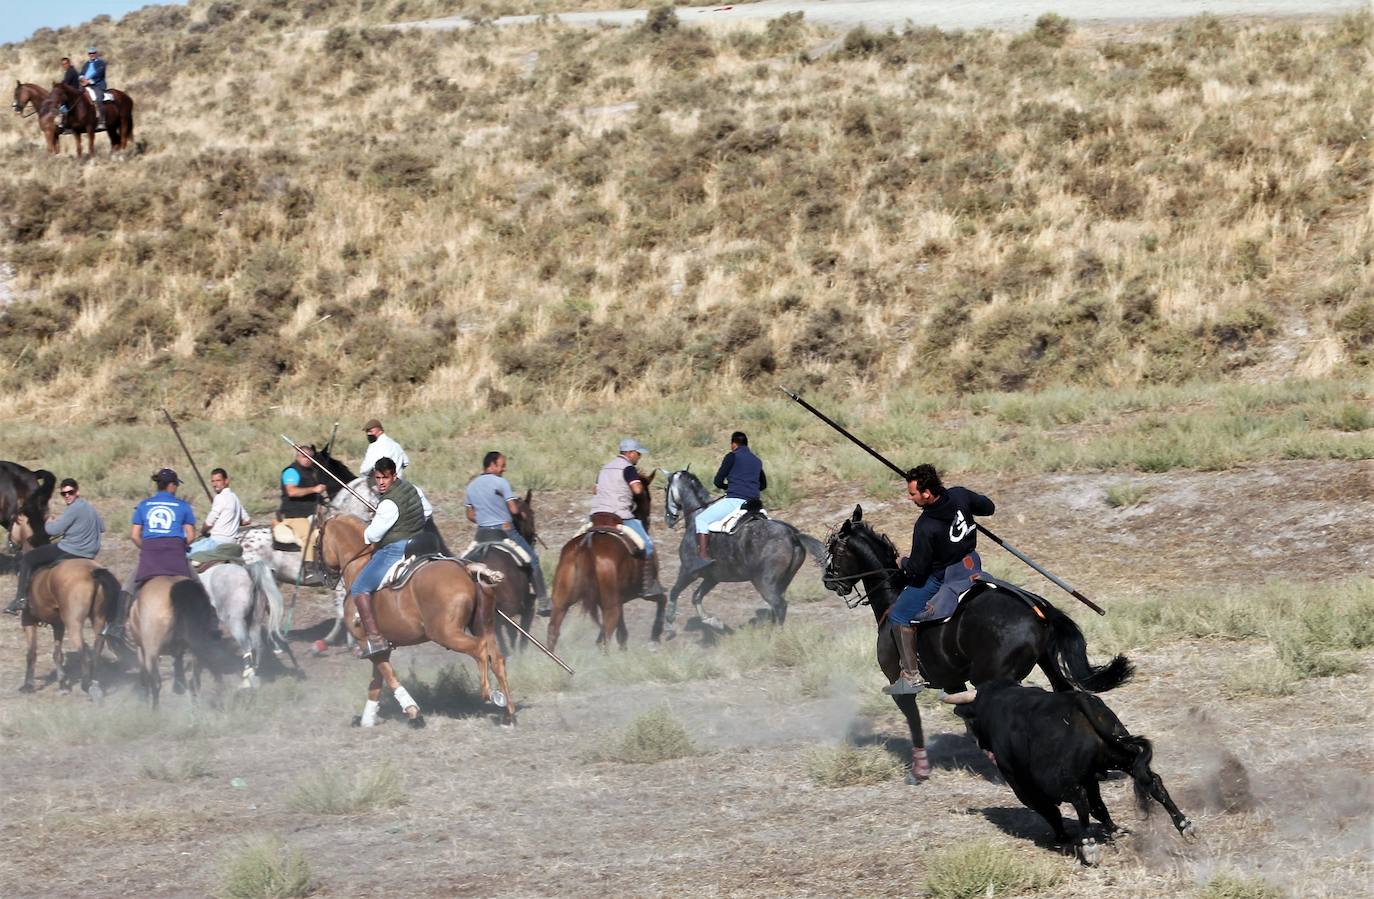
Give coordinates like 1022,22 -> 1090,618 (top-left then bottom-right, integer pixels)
198,559 -> 289,688
660,469 -> 825,635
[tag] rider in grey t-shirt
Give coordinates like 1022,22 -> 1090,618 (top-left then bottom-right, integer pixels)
463,452 -> 548,614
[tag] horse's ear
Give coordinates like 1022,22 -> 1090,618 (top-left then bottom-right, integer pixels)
643,469 -> 657,486
685,463 -> 691,473
524,489 -> 532,503
851,504 -> 863,521
838,518 -> 852,535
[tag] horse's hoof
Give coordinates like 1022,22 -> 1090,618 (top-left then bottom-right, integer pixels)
351,715 -> 362,727
664,626 -> 677,641
407,714 -> 426,729
703,616 -> 725,632
17,683 -> 35,694
87,683 -> 104,703
646,642 -> 660,653
490,689 -> 508,709
58,687 -> 72,696
904,770 -> 928,786
1180,819 -> 1199,842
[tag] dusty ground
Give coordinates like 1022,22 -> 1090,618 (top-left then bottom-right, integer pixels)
0,459 -> 1370,897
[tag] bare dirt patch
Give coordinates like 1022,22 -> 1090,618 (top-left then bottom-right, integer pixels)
0,459 -> 1369,896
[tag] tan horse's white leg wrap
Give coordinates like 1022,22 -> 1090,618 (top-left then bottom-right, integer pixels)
360,699 -> 380,727
393,686 -> 418,714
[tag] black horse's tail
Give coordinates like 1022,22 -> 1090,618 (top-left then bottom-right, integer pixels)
1044,603 -> 1133,692
170,578 -> 221,662
93,567 -> 120,623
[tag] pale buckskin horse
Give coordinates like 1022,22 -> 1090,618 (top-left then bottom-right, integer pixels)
547,471 -> 664,651
340,546 -> 515,728
128,576 -> 221,708
17,548 -> 120,698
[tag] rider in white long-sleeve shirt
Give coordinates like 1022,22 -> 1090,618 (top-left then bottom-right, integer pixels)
359,418 -> 409,477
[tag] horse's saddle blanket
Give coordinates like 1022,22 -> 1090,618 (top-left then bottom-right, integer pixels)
272,521 -> 301,548
706,508 -> 770,534
378,554 -> 505,591
462,538 -> 533,567
189,542 -> 244,570
914,573 -> 1047,627
572,521 -> 647,555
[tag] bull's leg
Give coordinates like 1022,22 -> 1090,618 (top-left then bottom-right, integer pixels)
21,623 -> 39,692
1085,778 -> 1123,836
354,664 -> 385,727
1068,787 -> 1101,866
1144,769 -> 1196,841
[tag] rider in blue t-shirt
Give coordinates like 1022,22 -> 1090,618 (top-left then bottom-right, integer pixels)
103,468 -> 198,642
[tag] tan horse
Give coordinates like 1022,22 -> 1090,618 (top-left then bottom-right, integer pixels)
341,550 -> 514,728
20,558 -> 119,697
128,575 -> 220,708
317,512 -> 367,645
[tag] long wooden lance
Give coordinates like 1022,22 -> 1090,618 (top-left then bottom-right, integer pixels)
778,387 -> 1106,616
162,408 -> 214,506
280,435 -> 576,670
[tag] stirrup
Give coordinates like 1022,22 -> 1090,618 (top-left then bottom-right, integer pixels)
361,635 -> 391,658
882,674 -> 928,695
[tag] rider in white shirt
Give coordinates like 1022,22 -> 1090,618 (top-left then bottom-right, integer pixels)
189,468 -> 251,555
359,418 -> 410,477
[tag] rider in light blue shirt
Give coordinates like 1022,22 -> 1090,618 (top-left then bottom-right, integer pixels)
464,451 -> 548,615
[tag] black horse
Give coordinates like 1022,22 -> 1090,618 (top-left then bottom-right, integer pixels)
661,469 -> 825,634
823,506 -> 1132,784
0,461 -> 56,548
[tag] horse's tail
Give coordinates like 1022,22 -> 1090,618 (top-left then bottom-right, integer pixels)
795,531 -> 826,564
246,559 -> 282,636
571,538 -> 600,618
92,567 -> 120,626
123,94 -> 134,147
1043,603 -> 1133,692
171,578 -> 217,656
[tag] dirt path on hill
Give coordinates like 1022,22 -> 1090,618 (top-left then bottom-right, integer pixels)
394,0 -> 1366,34
0,459 -> 1369,896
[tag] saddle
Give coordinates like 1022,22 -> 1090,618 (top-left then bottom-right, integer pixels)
706,505 -> 770,535
271,520 -> 302,552
377,554 -> 505,592
188,542 -> 244,572
913,575 -> 1049,627
574,517 -> 646,556
462,538 -> 533,567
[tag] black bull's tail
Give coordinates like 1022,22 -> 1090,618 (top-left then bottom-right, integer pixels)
1043,603 -> 1133,692
1072,692 -> 1156,812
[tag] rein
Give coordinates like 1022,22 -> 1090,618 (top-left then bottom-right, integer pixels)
827,566 -> 900,609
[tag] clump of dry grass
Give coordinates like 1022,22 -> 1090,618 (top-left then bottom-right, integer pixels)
922,840 -> 1063,898
588,706 -> 697,764
1197,871 -> 1287,899
217,834 -> 314,899
805,744 -> 902,787
140,744 -> 215,783
285,762 -> 407,815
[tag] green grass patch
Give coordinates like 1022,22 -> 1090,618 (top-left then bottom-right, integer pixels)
217,834 -> 315,899
285,762 -> 406,815
141,744 -> 215,783
1197,871 -> 1287,899
923,840 -> 1064,898
588,706 -> 697,764
1104,480 -> 1151,508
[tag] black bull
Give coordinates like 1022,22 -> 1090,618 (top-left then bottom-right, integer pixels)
946,679 -> 1197,864
0,461 -> 56,547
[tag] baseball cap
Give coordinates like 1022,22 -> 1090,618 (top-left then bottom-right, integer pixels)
87,47 -> 98,53
618,438 -> 647,454
152,468 -> 181,486
363,418 -> 383,431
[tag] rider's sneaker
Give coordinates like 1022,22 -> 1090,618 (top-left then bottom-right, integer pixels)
882,674 -> 928,696
3,596 -> 26,615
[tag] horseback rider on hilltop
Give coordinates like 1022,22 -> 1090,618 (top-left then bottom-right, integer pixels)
78,47 -> 107,129
590,439 -> 666,599
687,430 -> 766,573
350,456 -> 426,659
884,464 -> 996,695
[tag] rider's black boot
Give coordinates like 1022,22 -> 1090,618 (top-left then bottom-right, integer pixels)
532,565 -> 552,616
101,590 -> 134,641
640,553 -> 666,598
3,594 -> 26,615
882,625 -> 928,695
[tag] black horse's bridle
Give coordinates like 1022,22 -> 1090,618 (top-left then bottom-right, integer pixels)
823,532 -> 902,609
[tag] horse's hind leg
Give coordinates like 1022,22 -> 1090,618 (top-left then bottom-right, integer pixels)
649,595 -> 667,643
20,623 -> 39,692
172,653 -> 187,695
489,643 -> 515,725
51,622 -> 68,691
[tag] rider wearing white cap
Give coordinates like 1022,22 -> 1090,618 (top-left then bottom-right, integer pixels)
590,438 -> 665,598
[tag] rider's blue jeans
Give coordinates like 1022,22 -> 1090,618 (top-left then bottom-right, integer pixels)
619,518 -> 654,556
351,541 -> 408,595
890,573 -> 942,626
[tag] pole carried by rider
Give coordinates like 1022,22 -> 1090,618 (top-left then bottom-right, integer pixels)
778,387 -> 1106,616
162,408 -> 215,506
279,434 -> 576,672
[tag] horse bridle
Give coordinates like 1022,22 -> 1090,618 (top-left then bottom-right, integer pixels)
823,532 -> 900,609
663,472 -> 682,527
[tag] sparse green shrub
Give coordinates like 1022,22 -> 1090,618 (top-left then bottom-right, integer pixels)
1104,481 -> 1150,508
286,763 -> 407,815
1197,871 -> 1286,899
218,835 -> 314,899
923,841 -> 1063,898
806,744 -> 902,787
1030,13 -> 1073,48
597,706 -> 697,764
141,745 -> 214,783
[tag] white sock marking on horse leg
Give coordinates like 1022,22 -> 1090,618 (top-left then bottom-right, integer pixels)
393,686 -> 417,714
360,699 -> 380,727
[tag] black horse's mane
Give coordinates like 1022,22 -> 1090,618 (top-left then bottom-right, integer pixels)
844,519 -> 898,562
672,469 -> 713,506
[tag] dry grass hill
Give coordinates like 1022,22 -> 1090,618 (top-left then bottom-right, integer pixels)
1,2 -> 1370,425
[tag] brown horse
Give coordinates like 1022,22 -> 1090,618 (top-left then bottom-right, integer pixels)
463,492 -> 539,655
20,558 -> 120,697
316,512 -> 368,646
341,549 -> 514,728
547,471 -> 665,652
47,82 -> 134,157
128,576 -> 220,708
11,82 -> 63,154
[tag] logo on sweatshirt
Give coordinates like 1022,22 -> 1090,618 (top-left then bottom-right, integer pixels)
949,510 -> 973,542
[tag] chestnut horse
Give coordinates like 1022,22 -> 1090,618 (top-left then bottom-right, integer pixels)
547,471 -> 665,651
463,492 -> 539,655
19,557 -> 120,697
128,575 -> 220,708
341,549 -> 514,728
47,82 -> 134,157
316,511 -> 368,646
11,82 -> 63,155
